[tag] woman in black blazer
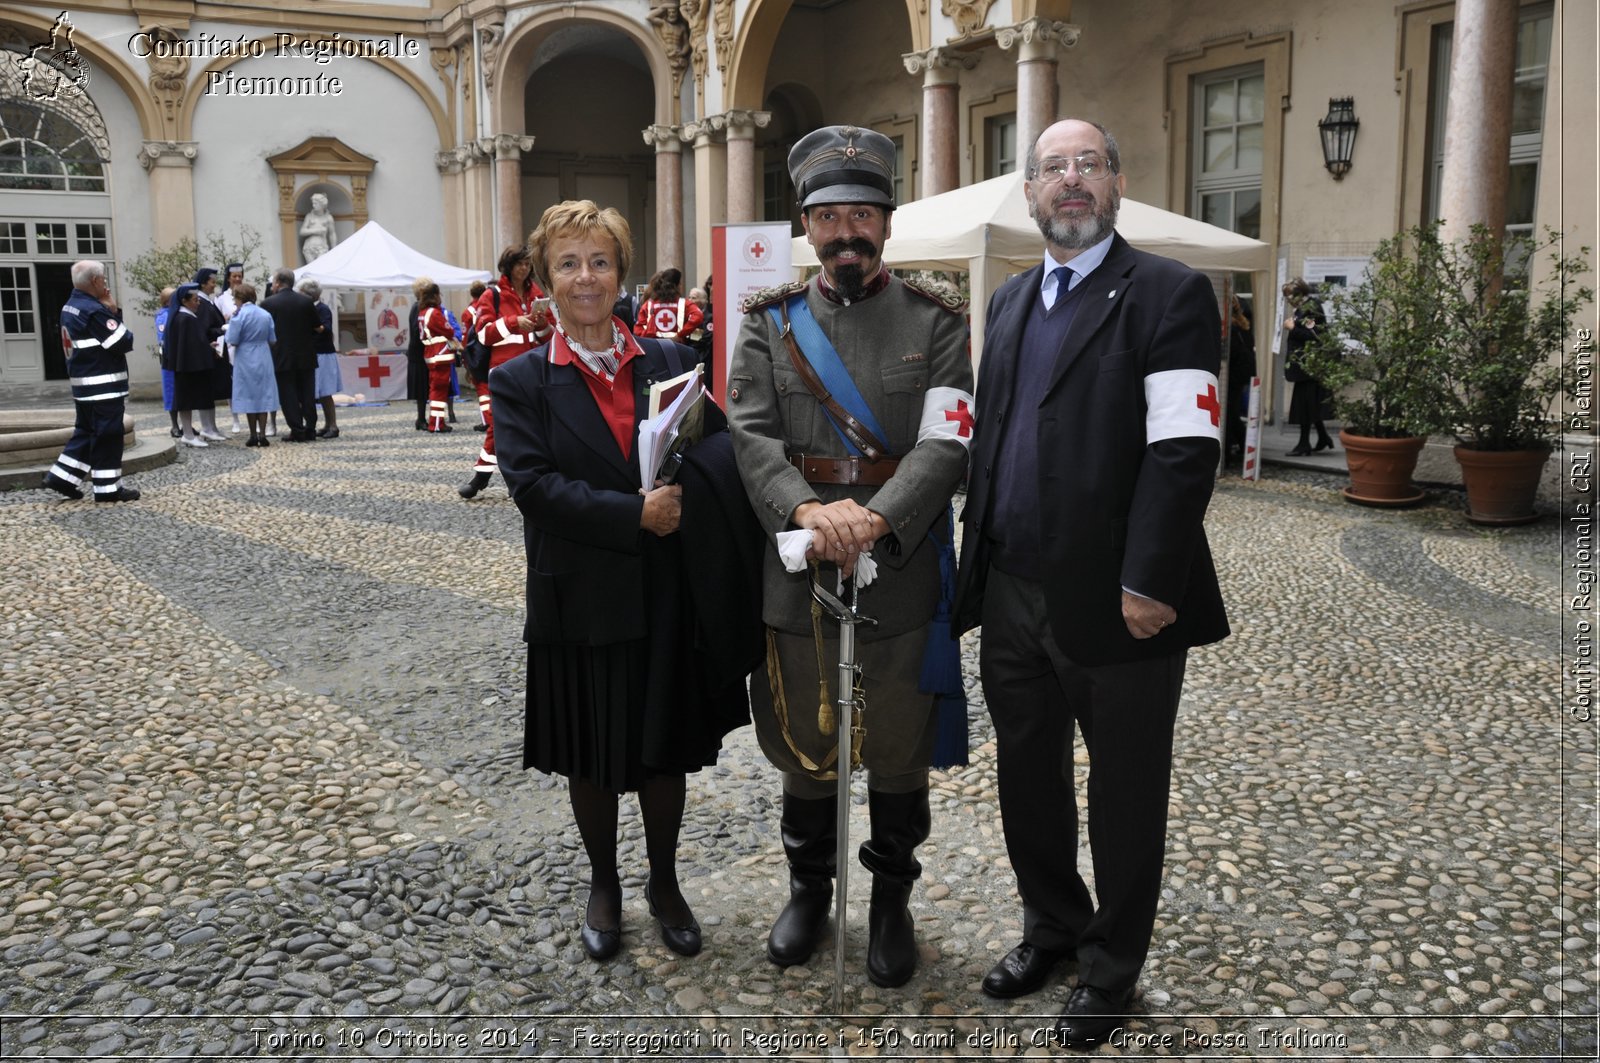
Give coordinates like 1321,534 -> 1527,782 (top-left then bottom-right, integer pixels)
491,200 -> 751,963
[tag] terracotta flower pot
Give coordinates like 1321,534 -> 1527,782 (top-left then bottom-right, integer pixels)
1453,445 -> 1551,525
1338,430 -> 1427,507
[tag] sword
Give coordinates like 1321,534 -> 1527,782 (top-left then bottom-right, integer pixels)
810,570 -> 876,1015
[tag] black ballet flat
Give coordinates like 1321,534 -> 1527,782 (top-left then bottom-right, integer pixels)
645,880 -> 702,957
580,922 -> 621,961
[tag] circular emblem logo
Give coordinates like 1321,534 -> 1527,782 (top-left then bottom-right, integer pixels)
653,307 -> 678,334
742,232 -> 773,268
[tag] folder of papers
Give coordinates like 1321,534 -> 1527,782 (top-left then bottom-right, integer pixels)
638,365 -> 706,486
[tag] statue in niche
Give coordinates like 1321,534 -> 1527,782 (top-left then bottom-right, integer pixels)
300,192 -> 337,264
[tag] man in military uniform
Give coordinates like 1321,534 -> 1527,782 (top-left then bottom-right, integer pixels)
43,260 -> 139,502
728,124 -> 974,988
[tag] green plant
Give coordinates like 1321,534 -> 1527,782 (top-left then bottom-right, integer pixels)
120,227 -> 268,319
1434,224 -> 1593,451
1297,223 -> 1453,439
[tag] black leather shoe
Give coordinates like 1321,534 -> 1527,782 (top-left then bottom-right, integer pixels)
1314,437 -> 1336,451
94,486 -> 140,503
458,471 -> 491,499
645,880 -> 702,957
981,942 -> 1069,999
42,473 -> 83,500
579,922 -> 621,961
1286,444 -> 1312,456
473,422 -> 488,432
1054,984 -> 1134,1049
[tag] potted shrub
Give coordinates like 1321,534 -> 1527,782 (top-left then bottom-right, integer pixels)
1434,224 -> 1594,524
1297,224 -> 1453,506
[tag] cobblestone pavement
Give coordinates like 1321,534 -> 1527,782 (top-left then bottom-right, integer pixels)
1,402 -> 1594,1060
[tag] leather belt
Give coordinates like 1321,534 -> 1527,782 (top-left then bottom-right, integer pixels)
789,453 -> 900,486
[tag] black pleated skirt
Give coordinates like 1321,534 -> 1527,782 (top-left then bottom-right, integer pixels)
522,541 -> 748,792
172,369 -> 215,412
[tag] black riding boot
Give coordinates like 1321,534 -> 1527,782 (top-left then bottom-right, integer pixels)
458,471 -> 491,499
767,792 -> 837,967
859,786 -> 930,988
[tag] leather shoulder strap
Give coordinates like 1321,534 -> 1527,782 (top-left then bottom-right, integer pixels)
772,298 -> 890,462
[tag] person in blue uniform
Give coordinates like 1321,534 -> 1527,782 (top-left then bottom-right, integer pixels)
43,260 -> 140,502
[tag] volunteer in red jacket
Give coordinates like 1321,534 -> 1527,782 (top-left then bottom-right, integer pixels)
459,247 -> 551,498
418,281 -> 456,433
633,268 -> 703,342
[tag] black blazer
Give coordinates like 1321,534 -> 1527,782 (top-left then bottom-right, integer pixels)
953,234 -> 1230,666
491,337 -> 731,647
260,287 -> 322,372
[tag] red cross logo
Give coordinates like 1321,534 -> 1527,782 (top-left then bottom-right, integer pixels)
357,354 -> 392,389
943,399 -> 975,437
751,240 -> 766,258
1195,383 -> 1221,426
654,307 -> 678,333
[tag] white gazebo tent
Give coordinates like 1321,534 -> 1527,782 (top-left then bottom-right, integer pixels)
294,221 -> 491,400
296,221 -> 491,290
791,170 -> 1272,366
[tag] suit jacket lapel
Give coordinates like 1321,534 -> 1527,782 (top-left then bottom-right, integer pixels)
979,263 -> 1043,432
545,339 -> 676,488
1043,234 -> 1137,400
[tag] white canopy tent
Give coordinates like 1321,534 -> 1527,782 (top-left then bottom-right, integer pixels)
791,170 -> 1272,363
296,221 -> 491,290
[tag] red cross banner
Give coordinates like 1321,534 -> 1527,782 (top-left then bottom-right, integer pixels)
916,386 -> 978,448
1144,368 -> 1225,445
713,221 -> 793,405
337,350 -> 409,401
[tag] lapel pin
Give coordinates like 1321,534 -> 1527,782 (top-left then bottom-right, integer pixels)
1107,290 -> 1117,299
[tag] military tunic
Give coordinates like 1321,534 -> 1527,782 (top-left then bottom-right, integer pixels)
727,272 -> 972,794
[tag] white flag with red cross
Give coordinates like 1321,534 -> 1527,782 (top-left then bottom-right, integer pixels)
1145,368 -> 1224,445
917,386 -> 977,448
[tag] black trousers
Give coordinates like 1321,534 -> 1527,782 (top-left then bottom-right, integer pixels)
276,364 -> 317,436
50,398 -> 125,496
979,564 -> 1186,994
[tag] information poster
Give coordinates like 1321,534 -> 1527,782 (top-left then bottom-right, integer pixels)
712,222 -> 793,403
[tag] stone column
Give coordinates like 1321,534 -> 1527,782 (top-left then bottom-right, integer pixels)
684,115 -> 729,283
1437,0 -> 1519,243
724,109 -> 772,222
487,133 -> 535,251
139,141 -> 198,244
903,48 -> 980,198
995,18 -> 1081,161
644,124 -> 685,273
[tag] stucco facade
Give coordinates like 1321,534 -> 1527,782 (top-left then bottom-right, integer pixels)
1,0 -> 1593,399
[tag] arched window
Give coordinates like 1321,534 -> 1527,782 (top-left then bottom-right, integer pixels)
0,50 -> 109,193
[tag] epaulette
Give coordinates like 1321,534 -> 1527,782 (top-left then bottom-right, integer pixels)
902,274 -> 968,314
740,280 -> 808,314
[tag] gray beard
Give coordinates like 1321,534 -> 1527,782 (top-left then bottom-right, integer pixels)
1032,190 -> 1119,250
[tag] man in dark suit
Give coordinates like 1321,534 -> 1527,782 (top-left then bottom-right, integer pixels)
952,118 -> 1230,1048
261,267 -> 323,441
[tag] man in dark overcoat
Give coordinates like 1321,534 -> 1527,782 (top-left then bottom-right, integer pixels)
260,267 -> 323,441
952,117 -> 1230,1047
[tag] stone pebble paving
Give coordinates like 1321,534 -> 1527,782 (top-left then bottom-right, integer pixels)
0,401 -> 1593,1059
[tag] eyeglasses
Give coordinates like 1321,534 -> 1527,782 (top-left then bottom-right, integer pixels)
1029,154 -> 1116,183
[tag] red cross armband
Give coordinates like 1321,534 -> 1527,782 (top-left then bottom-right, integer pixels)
917,386 -> 977,448
1145,369 -> 1224,444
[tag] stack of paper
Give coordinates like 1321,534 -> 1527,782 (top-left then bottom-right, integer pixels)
638,365 -> 706,486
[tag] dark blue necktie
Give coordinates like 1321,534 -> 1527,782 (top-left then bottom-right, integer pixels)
1047,265 -> 1071,310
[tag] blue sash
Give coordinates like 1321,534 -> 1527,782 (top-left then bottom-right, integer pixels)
767,297 -> 889,457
